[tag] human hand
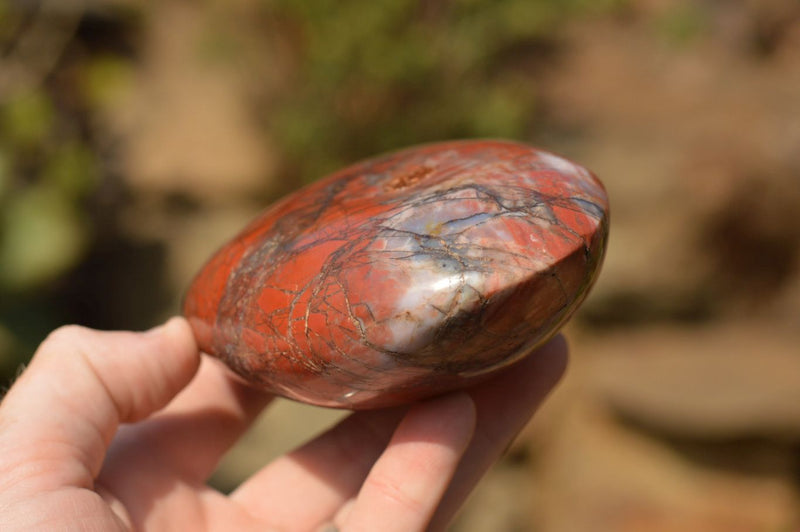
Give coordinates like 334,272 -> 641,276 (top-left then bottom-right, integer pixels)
0,317 -> 567,531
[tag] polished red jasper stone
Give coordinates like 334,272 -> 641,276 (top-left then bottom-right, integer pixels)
184,140 -> 609,409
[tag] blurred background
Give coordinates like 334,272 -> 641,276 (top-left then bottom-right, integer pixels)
2,0 -> 799,529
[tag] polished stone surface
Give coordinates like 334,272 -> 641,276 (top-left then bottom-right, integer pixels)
184,140 -> 609,408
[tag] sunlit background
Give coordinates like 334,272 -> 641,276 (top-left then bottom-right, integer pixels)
2,0 -> 799,529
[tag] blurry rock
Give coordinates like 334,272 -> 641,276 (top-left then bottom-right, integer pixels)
115,2 -> 276,202
469,324 -> 800,532
771,273 -> 800,327
450,461 -> 536,532
541,13 -> 800,325
692,167 -> 800,312
535,398 -> 798,532
584,322 -> 800,438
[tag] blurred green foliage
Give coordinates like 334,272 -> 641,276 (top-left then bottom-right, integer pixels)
264,0 -> 626,182
2,90 -> 55,150
655,3 -> 709,46
0,85 -> 97,291
0,0 -> 135,376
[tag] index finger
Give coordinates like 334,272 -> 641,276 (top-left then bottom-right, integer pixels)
0,318 -> 200,492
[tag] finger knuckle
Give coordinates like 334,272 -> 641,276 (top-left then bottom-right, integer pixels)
38,325 -> 96,357
368,473 -> 426,515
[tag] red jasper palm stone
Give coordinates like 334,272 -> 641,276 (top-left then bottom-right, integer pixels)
184,140 -> 609,409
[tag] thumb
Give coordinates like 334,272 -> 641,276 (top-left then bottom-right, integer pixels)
0,317 -> 199,493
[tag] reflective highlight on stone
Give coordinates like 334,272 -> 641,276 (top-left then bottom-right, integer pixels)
184,140 -> 609,409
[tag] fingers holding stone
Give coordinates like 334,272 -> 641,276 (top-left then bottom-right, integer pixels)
338,392 -> 476,532
428,335 -> 569,530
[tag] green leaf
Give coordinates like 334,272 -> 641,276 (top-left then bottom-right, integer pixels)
83,55 -> 135,110
42,142 -> 98,199
1,90 -> 55,149
0,185 -> 88,290
0,149 -> 10,201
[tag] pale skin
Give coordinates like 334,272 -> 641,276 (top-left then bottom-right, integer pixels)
0,317 -> 567,531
